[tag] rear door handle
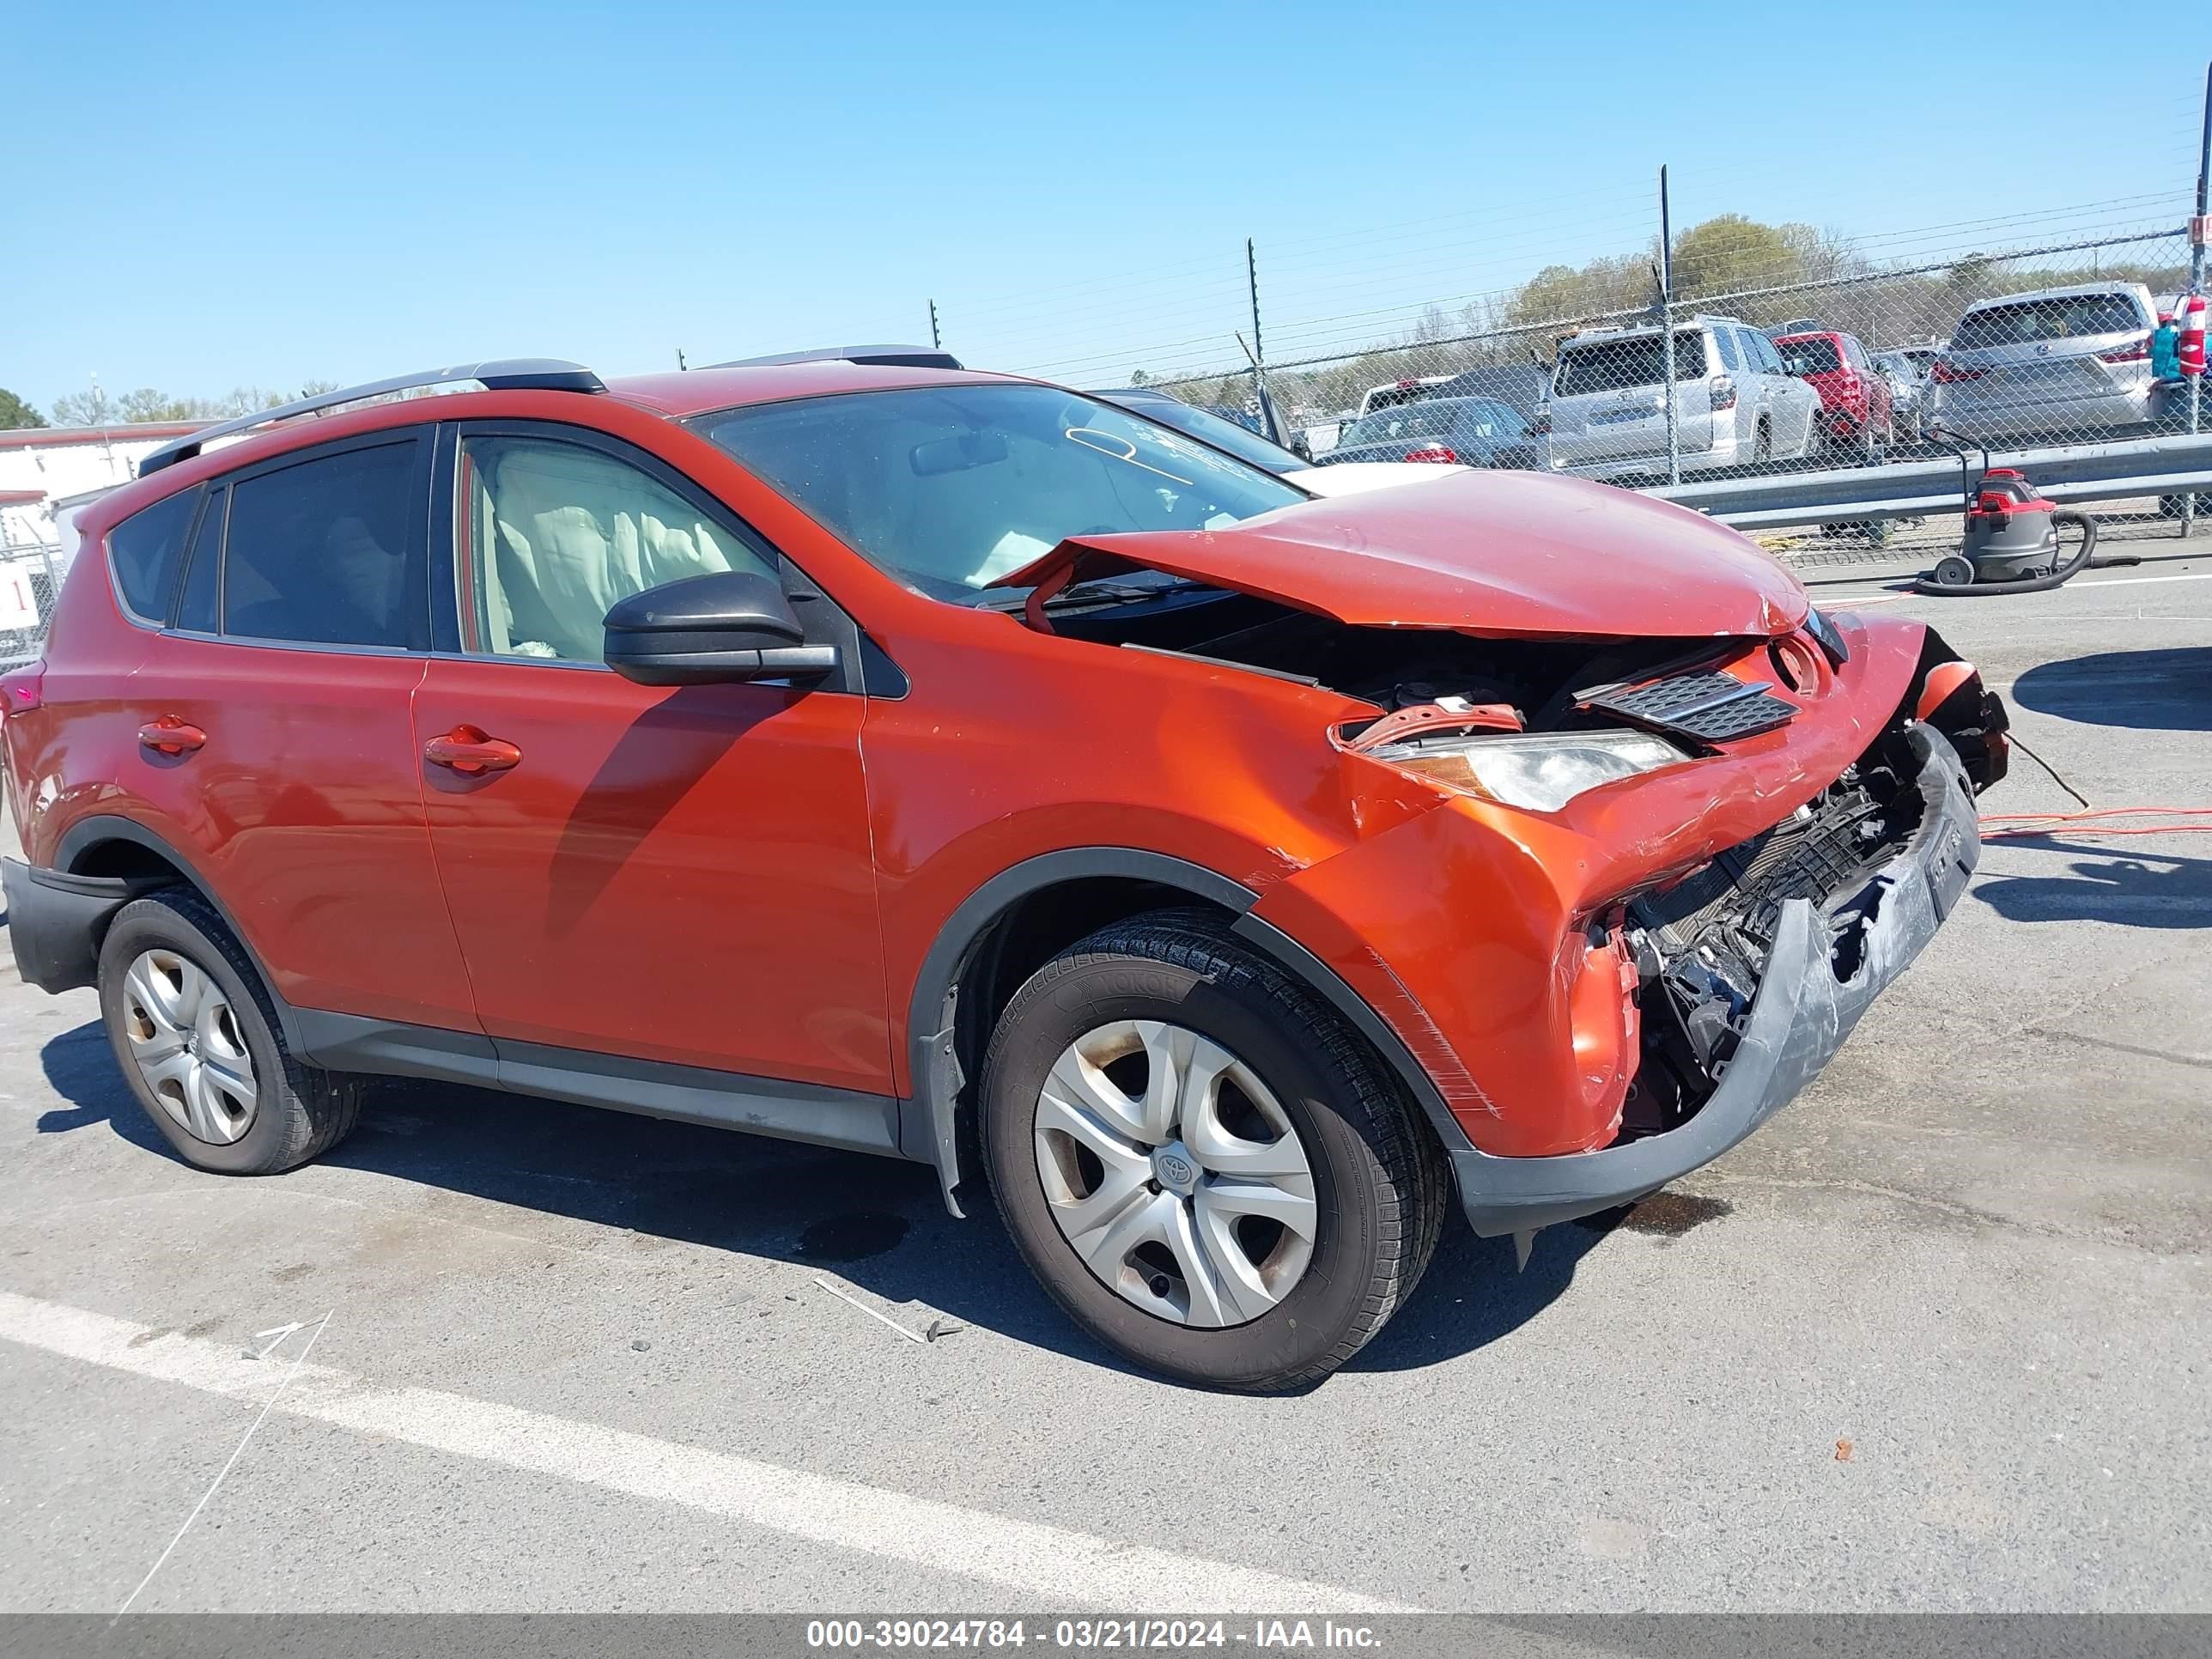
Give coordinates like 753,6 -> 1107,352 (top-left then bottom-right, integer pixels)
423,726 -> 523,775
137,717 -> 206,756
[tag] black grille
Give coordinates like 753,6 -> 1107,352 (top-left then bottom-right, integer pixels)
1636,786 -> 1899,955
1585,671 -> 1796,743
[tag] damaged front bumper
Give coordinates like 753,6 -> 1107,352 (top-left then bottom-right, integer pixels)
1450,724 -> 1979,1236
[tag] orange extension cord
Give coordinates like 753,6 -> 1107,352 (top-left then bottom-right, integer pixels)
1981,808 -> 2212,842
1969,732 -> 2212,841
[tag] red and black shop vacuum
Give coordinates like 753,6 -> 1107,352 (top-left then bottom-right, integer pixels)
1912,465 -> 2099,596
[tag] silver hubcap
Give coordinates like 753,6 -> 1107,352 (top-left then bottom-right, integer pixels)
122,950 -> 258,1145
1033,1020 -> 1316,1328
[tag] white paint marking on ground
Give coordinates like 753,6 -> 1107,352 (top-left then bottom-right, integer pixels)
113,1309 -> 334,1620
811,1275 -> 927,1345
0,1290 -> 1413,1613
1824,567 -> 2212,605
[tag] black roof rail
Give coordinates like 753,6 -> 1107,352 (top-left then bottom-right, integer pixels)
707,344 -> 964,371
137,359 -> 605,477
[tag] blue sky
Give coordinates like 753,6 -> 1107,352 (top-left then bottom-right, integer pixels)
9,3 -> 2207,412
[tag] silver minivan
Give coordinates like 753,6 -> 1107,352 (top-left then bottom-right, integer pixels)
1542,314 -> 1821,482
1930,283 -> 2160,443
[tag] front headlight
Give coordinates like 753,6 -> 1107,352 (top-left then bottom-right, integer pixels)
1370,729 -> 1689,813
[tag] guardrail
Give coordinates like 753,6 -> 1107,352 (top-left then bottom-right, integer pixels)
1647,433 -> 2212,532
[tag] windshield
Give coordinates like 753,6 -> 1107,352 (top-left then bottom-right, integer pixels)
1953,292 -> 2148,350
1105,394 -> 1306,475
1339,398 -> 1520,447
1778,337 -> 1841,374
698,384 -> 1306,600
1553,331 -> 1710,396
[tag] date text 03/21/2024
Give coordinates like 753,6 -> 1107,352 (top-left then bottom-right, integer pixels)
804,1619 -> 1384,1650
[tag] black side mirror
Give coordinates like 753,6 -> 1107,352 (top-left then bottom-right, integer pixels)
604,568 -> 839,687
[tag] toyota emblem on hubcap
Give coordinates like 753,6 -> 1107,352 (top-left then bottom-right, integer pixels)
1152,1146 -> 1198,1194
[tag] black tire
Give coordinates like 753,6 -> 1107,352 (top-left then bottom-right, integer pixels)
1753,420 -> 1772,465
96,889 -> 365,1175
979,910 -> 1448,1391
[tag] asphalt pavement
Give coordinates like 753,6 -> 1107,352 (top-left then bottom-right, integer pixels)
1,548 -> 2207,1615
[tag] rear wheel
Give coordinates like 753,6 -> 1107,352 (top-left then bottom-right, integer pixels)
98,890 -> 364,1175
980,912 -> 1447,1391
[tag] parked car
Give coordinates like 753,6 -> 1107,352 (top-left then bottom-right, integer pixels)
1930,283 -> 2161,444
1093,386 -> 1460,496
1542,314 -> 1822,482
1773,330 -> 1896,459
1356,375 -> 1454,417
1299,417 -> 1353,457
1873,349 -> 1930,440
1321,397 -> 1537,470
1765,317 -> 1822,340
1,356 -> 2008,1391
1424,363 -> 1553,423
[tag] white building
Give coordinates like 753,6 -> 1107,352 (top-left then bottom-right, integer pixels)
0,423 -> 206,641
1,422 -> 209,559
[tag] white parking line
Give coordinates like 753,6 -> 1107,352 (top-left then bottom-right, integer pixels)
0,1290 -> 1413,1613
1821,567 -> 2212,605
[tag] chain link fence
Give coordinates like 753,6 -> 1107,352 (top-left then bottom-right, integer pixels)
0,543 -> 61,668
1146,225 -> 2201,506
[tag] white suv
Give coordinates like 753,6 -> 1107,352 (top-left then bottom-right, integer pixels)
1542,315 -> 1822,483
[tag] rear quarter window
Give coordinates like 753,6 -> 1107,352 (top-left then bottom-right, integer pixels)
106,489 -> 200,624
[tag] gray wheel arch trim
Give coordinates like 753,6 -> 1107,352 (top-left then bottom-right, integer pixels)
50,816 -> 307,1049
901,847 -> 1474,1218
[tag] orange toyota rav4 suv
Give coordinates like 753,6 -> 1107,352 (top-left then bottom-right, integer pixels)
2,355 -> 2007,1389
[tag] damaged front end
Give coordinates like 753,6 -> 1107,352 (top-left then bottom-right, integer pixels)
1450,714 -> 1986,1237
1620,719 -> 1971,1143
991,489 -> 2004,1236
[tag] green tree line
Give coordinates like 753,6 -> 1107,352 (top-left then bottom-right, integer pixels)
0,381 -> 342,431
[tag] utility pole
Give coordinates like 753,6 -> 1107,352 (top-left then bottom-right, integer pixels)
928,300 -> 942,353
1659,166 -> 1680,487
1246,239 -> 1276,440
2186,64 -> 2209,534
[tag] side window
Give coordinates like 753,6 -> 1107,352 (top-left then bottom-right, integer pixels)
456,434 -> 777,664
1750,332 -> 1783,375
173,489 -> 224,634
1714,328 -> 1741,372
106,489 -> 199,625
224,441 -> 422,648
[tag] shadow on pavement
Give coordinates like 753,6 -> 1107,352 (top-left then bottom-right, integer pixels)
35,1017 -> 1610,1387
1974,836 -> 2212,929
2009,647 -> 2211,731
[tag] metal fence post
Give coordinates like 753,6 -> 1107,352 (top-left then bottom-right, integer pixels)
1245,239 -> 1273,433
2186,64 -> 2209,535
1660,166 -> 1680,487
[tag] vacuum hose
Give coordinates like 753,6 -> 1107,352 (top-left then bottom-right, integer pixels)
1911,510 -> 2097,597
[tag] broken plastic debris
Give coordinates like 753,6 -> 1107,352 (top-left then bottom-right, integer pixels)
1835,1438 -> 1854,1462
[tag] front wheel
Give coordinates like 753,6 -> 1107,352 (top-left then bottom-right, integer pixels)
980,912 -> 1447,1390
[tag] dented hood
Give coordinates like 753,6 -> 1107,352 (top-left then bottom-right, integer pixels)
997,468 -> 1809,639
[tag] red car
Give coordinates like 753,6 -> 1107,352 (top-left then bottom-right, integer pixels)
0,356 -> 2007,1389
1775,330 -> 1896,457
